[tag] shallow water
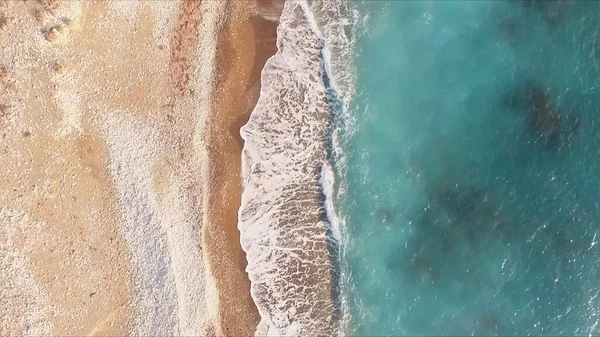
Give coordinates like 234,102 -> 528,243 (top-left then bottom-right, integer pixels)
337,1 -> 600,335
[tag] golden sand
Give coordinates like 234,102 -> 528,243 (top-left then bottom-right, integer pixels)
205,0 -> 283,335
0,0 -> 282,335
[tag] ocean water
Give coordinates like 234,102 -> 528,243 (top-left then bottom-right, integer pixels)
335,1 -> 600,335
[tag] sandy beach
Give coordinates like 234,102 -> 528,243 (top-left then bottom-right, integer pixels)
205,0 -> 283,335
0,0 -> 281,335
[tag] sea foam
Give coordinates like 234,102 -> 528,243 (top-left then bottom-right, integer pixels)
238,0 -> 354,335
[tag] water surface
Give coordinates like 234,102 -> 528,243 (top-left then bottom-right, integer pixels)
337,1 -> 600,335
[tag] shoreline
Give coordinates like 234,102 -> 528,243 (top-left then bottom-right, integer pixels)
237,1 -> 341,334
204,0 -> 283,335
0,0 -> 282,334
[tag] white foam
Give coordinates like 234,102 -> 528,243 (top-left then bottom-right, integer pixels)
320,163 -> 340,243
310,0 -> 360,333
238,0 -> 357,335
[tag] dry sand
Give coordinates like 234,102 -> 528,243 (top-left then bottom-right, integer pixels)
0,0 -> 281,335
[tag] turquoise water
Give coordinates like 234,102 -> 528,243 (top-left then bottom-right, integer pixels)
338,1 -> 600,335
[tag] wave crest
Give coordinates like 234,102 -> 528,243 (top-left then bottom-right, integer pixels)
239,1 -> 338,335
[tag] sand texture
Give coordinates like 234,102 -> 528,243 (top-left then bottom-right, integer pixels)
205,0 -> 284,335
0,0 -> 281,335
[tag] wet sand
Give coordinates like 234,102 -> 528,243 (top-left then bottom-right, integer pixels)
0,0 -> 281,335
205,0 -> 283,335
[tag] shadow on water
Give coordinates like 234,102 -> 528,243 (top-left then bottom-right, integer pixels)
384,132 -> 599,333
505,80 -> 582,154
384,147 -> 518,289
518,0 -> 573,28
344,0 -> 600,334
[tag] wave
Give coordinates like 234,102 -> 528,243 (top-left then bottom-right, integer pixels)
308,1 -> 359,333
238,0 -> 356,335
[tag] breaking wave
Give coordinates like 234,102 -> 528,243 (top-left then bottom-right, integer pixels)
238,0 -> 356,335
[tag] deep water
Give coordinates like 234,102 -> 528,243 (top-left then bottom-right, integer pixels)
338,1 -> 600,335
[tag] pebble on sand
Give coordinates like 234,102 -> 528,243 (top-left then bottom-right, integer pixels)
50,60 -> 67,76
44,25 -> 70,44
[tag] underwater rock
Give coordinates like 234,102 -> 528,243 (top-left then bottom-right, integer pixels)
520,0 -> 571,27
508,81 -> 581,152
